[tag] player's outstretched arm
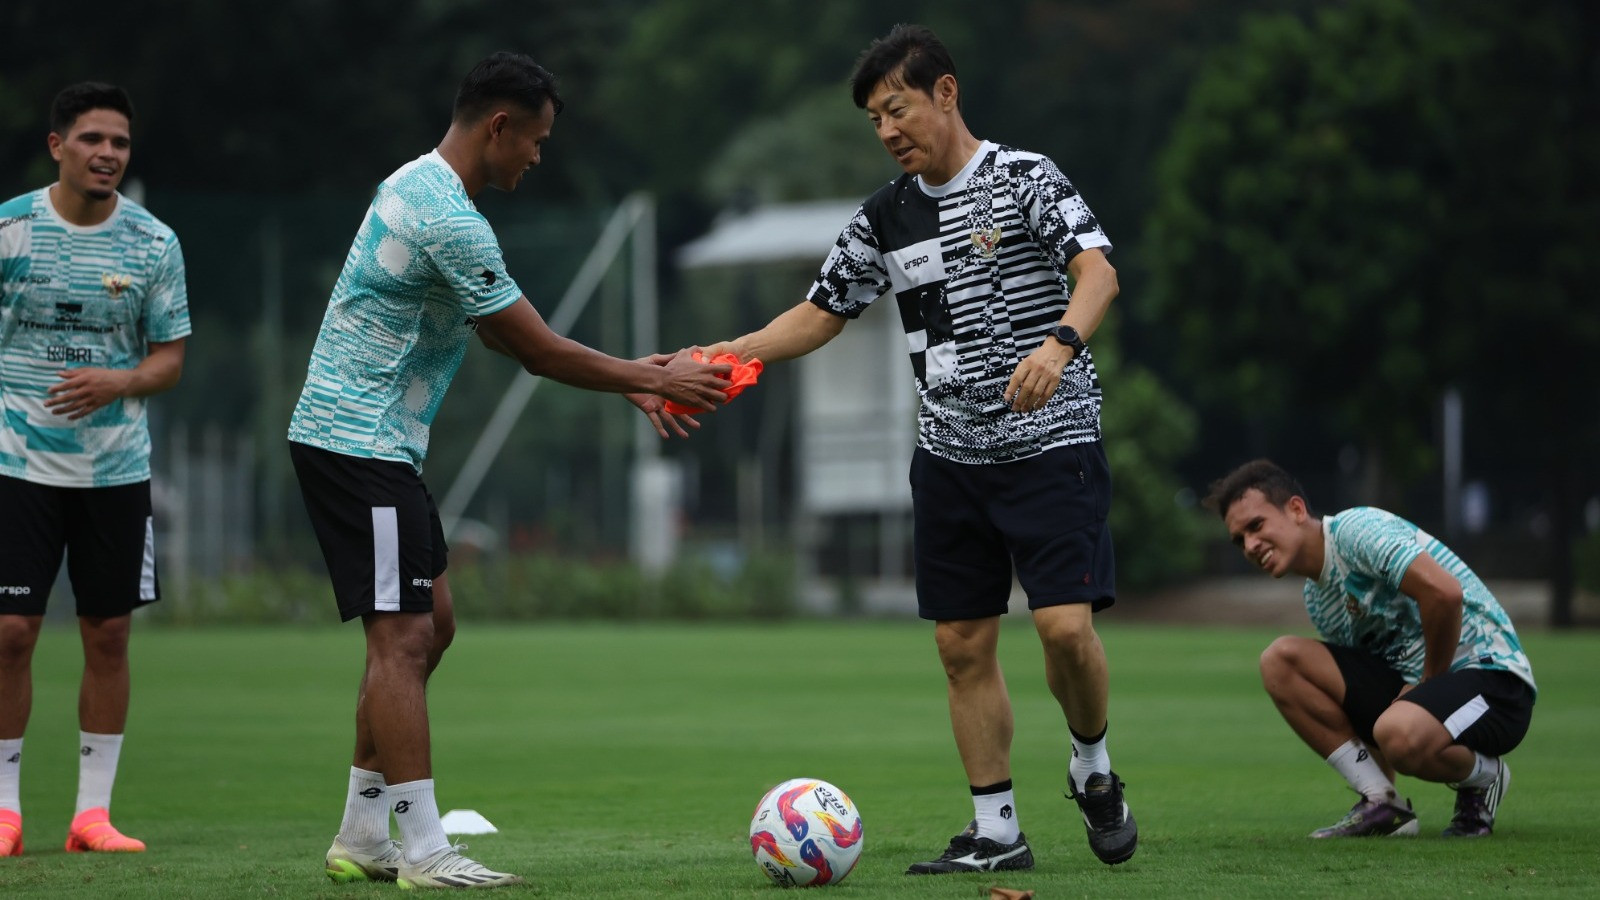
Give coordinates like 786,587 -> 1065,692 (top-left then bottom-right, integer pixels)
477,297 -> 731,410
44,338 -> 186,421
703,300 -> 847,364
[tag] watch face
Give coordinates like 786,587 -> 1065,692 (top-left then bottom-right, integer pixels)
1052,326 -> 1084,353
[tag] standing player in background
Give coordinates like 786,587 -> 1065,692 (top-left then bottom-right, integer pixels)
1206,459 -> 1535,838
0,82 -> 190,857
289,52 -> 730,889
702,24 -> 1137,873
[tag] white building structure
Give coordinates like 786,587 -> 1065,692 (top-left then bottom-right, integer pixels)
678,201 -> 918,612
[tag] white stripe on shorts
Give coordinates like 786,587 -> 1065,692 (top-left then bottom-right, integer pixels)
1442,693 -> 1490,739
139,516 -> 157,600
372,507 -> 400,611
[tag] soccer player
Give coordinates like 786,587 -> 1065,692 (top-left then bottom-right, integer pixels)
701,24 -> 1137,873
1205,459 -> 1535,837
0,82 -> 190,857
288,52 -> 730,889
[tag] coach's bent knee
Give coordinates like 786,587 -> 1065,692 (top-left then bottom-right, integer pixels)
1033,605 -> 1097,657
934,619 -> 998,681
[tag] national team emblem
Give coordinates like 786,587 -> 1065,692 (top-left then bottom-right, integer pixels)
102,273 -> 132,298
971,226 -> 1002,258
1345,594 -> 1360,617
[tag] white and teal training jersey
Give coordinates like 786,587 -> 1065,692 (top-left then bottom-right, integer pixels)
287,151 -> 522,471
1306,507 -> 1536,695
0,188 -> 190,488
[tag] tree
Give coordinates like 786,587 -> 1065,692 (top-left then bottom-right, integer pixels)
1430,0 -> 1600,625
1147,0 -> 1600,622
1094,314 -> 1209,588
1147,0 -> 1464,496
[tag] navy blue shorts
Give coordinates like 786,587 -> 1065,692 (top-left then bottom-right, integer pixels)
910,442 -> 1115,621
1325,642 -> 1535,756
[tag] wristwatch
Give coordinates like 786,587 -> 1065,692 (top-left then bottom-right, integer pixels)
1048,324 -> 1086,357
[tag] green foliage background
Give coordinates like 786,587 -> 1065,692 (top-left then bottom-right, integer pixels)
2,0 -> 1594,607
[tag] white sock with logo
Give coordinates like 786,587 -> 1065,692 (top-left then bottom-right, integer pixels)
971,780 -> 1021,845
1069,724 -> 1111,790
0,738 -> 20,812
390,778 -> 451,864
75,732 -> 124,815
1454,752 -> 1501,790
340,766 -> 391,847
1325,738 -> 1397,803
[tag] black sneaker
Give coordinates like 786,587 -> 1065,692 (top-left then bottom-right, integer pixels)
1443,759 -> 1510,837
1067,771 -> 1138,865
905,821 -> 1034,875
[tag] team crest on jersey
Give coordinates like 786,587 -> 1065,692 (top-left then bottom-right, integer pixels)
1345,594 -> 1361,617
102,273 -> 133,298
971,226 -> 1002,258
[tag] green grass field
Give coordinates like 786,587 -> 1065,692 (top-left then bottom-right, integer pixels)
0,620 -> 1595,898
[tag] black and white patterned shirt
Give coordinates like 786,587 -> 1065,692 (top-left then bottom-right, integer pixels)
807,141 -> 1112,464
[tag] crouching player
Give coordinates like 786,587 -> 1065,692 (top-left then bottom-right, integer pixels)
1205,460 -> 1535,837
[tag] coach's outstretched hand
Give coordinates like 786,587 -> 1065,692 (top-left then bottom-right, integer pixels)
663,351 -> 763,415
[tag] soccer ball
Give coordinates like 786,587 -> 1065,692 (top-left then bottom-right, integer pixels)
748,777 -> 863,887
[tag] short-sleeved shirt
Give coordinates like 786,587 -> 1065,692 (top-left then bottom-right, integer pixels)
288,151 -> 522,472
0,188 -> 190,487
1306,507 -> 1536,695
806,141 -> 1112,464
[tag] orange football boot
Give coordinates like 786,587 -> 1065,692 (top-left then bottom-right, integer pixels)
0,809 -> 21,856
65,807 -> 145,852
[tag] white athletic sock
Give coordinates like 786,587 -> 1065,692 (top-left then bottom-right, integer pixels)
1069,724 -> 1110,789
1455,752 -> 1501,790
0,738 -> 21,812
339,766 -> 391,847
391,778 -> 451,864
75,732 -> 125,815
971,780 -> 1020,844
1325,738 -> 1396,803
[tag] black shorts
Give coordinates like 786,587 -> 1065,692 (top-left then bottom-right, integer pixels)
0,474 -> 159,617
1325,642 -> 1535,756
910,441 -> 1115,620
289,442 -> 447,622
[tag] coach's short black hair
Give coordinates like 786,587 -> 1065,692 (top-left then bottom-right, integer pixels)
850,23 -> 958,110
1203,459 -> 1313,518
50,82 -> 134,135
453,51 -> 564,124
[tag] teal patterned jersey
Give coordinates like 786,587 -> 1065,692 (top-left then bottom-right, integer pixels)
1305,507 -> 1536,695
288,151 -> 522,471
0,188 -> 190,487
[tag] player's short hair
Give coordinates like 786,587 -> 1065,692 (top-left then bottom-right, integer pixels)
850,23 -> 958,110
1203,459 -> 1313,518
453,51 -> 564,124
50,82 -> 134,135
